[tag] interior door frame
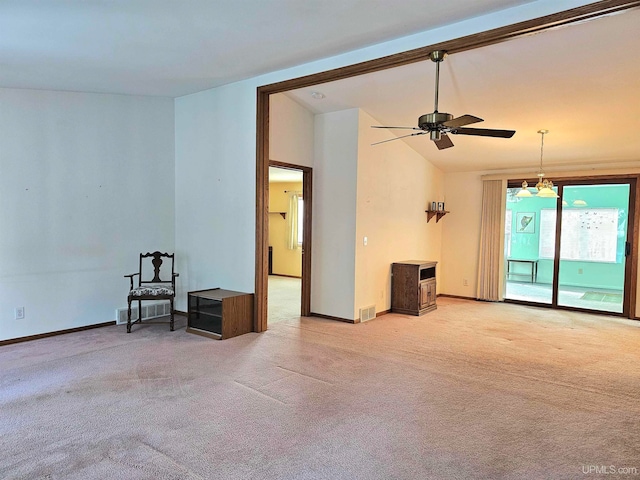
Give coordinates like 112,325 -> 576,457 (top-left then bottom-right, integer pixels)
506,174 -> 638,318
254,1 -> 640,332
269,160 -> 313,318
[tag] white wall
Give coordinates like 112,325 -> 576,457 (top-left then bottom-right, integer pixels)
174,81 -> 257,310
0,88 -> 174,341
355,110 -> 444,318
173,1 -> 595,317
311,109 -> 359,319
270,94 -> 314,168
268,94 -> 314,279
270,102 -> 446,320
441,171 -> 485,297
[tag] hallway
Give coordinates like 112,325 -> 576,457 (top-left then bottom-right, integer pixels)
267,275 -> 301,325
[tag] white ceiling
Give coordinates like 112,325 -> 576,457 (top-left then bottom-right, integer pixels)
0,0 -> 535,97
287,8 -> 640,173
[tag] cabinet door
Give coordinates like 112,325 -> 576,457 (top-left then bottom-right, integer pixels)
420,279 -> 436,309
419,281 -> 430,309
427,280 -> 436,307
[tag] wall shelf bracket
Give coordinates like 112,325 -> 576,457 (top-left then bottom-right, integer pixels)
426,210 -> 449,223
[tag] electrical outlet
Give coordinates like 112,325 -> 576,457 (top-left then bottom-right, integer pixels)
578,268 -> 583,274
463,279 -> 469,286
15,307 -> 25,320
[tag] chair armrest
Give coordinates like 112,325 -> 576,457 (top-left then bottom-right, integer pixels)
124,273 -> 139,290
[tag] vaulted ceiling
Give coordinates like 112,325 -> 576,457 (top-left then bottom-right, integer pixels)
286,7 -> 640,173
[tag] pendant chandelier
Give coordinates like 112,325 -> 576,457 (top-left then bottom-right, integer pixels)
516,129 -> 558,198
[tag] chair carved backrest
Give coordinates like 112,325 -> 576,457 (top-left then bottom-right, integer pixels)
138,251 -> 175,286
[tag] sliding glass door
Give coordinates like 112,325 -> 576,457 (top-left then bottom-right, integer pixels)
556,184 -> 630,314
505,186 -> 558,304
505,179 -> 634,316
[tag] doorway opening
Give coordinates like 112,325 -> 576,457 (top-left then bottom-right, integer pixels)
267,162 -> 312,326
254,4 -> 640,331
504,178 -> 636,316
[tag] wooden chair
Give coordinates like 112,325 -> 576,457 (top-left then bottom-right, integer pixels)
125,251 -> 179,333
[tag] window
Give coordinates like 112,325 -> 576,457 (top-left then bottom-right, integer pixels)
539,208 -> 618,262
297,197 -> 304,245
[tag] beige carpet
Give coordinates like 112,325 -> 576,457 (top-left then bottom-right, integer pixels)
1,298 -> 639,479
268,275 -> 301,324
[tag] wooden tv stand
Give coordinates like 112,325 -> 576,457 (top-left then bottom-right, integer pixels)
391,261 -> 437,316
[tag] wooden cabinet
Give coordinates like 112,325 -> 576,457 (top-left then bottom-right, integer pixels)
187,288 -> 254,340
391,261 -> 437,316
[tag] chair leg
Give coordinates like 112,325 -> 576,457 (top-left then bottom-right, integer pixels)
127,298 -> 132,333
170,298 -> 175,331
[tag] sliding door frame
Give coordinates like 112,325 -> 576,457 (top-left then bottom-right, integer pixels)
506,174 -> 639,318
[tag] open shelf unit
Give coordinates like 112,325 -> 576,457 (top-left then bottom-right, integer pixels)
187,288 -> 254,340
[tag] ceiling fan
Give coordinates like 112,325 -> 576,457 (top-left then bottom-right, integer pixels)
371,50 -> 516,149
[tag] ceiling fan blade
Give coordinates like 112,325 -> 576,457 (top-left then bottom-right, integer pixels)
434,134 -> 454,150
371,131 -> 427,146
371,125 -> 422,130
451,127 -> 516,138
443,114 -> 483,128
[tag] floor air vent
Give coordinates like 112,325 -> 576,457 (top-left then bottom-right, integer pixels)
115,302 -> 171,325
359,305 -> 376,323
